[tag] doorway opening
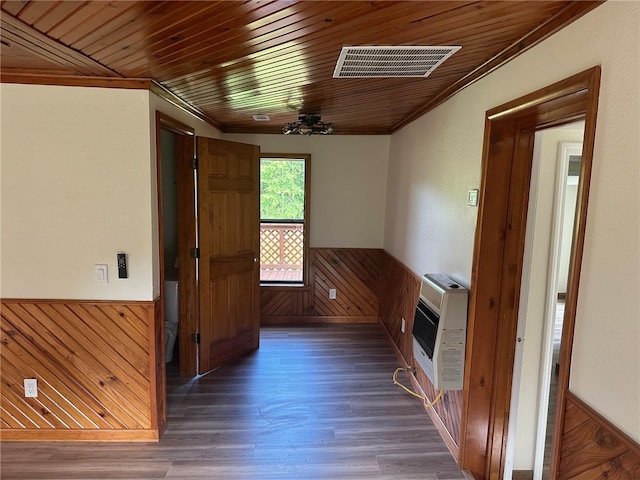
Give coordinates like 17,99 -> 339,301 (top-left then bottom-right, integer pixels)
156,122 -> 263,381
459,67 -> 600,479
160,128 -> 180,367
505,124 -> 585,480
155,113 -> 197,378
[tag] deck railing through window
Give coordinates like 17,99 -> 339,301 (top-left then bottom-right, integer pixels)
260,221 -> 303,282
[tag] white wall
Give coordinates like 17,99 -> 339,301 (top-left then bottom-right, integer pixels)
223,133 -> 390,248
384,0 -> 640,440
1,84 -> 154,300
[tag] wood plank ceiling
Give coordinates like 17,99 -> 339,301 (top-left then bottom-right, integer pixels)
0,1 -> 602,134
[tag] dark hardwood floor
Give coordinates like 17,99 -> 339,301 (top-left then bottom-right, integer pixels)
1,324 -> 466,479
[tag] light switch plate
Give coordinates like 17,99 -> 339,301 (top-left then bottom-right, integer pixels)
95,264 -> 108,284
468,189 -> 479,206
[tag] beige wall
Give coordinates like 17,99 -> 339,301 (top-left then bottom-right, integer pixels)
384,1 -> 639,440
1,85 -> 154,300
223,133 -> 390,248
0,85 -> 221,301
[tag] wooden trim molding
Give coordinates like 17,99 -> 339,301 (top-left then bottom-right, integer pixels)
150,82 -> 222,130
557,392 -> 640,479
151,296 -> 166,437
263,315 -> 378,325
0,298 -> 164,442
155,111 -> 198,378
0,73 -> 152,89
260,153 -> 312,288
391,1 -> 604,132
459,67 -> 601,479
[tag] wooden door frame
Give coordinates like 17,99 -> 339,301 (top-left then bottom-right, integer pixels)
458,67 -> 601,479
155,112 -> 198,377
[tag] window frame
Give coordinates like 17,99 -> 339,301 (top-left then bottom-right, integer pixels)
259,153 -> 311,286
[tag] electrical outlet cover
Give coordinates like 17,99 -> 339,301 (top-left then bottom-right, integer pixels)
24,378 -> 38,398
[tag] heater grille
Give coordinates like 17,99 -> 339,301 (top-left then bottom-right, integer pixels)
333,46 -> 461,78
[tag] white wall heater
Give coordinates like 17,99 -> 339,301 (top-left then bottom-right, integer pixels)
412,273 -> 468,391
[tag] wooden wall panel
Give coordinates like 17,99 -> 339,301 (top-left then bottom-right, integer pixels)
378,251 -> 464,459
0,299 -> 163,441
260,248 -> 381,324
557,392 -> 640,480
378,251 -> 421,360
312,248 -> 380,318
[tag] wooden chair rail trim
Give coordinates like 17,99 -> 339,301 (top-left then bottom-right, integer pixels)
0,298 -> 156,305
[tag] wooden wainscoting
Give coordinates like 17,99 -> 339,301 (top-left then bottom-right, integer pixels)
556,391 -> 640,479
378,251 -> 464,461
261,248 -> 381,324
0,299 -> 164,441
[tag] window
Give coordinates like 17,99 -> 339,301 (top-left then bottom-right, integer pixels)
259,154 -> 310,284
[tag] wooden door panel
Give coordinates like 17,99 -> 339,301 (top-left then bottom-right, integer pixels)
209,192 -> 228,255
211,279 -> 231,340
197,137 -> 260,374
210,253 -> 254,280
236,271 -> 255,333
237,193 -> 255,252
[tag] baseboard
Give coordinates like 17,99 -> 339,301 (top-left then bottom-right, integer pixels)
261,315 -> 378,325
0,298 -> 163,443
378,318 -> 461,462
0,429 -> 159,442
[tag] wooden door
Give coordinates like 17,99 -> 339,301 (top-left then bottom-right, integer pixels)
196,137 -> 260,374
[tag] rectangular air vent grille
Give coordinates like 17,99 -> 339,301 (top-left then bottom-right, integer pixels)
333,46 -> 461,78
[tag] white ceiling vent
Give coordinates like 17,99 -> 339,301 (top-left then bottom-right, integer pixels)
333,46 -> 461,78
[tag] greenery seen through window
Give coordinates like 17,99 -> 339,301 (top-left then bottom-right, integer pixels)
260,159 -> 305,220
